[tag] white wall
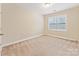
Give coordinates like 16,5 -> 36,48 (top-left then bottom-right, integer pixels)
44,6 -> 79,41
0,4 -> 1,45
0,4 -> 2,55
2,4 -> 44,45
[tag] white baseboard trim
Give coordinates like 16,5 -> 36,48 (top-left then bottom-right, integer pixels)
46,34 -> 78,42
1,33 -> 78,49
1,34 -> 43,48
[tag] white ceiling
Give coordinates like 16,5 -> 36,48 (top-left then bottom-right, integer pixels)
18,3 -> 79,15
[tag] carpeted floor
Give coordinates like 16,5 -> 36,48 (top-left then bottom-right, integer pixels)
1,35 -> 79,56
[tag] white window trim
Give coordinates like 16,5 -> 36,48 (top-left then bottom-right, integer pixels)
48,15 -> 67,31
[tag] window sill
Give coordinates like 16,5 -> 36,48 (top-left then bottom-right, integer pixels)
48,29 -> 67,32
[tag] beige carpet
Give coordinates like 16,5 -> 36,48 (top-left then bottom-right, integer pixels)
1,35 -> 79,56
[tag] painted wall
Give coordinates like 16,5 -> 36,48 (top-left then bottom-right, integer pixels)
44,6 -> 79,41
0,4 -> 1,45
2,4 -> 44,45
0,4 -> 2,55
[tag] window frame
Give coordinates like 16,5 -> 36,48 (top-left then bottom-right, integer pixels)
48,15 -> 67,31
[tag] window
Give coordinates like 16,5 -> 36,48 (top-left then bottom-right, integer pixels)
48,16 -> 67,31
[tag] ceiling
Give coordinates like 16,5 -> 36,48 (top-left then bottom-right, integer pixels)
18,3 -> 79,15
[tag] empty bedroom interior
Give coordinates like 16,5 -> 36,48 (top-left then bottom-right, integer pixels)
0,3 -> 79,56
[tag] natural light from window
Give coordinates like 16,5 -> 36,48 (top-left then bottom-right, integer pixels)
48,16 -> 67,31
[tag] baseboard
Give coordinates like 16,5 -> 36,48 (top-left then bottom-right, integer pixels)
1,34 -> 43,48
46,34 -> 78,42
1,33 -> 78,48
